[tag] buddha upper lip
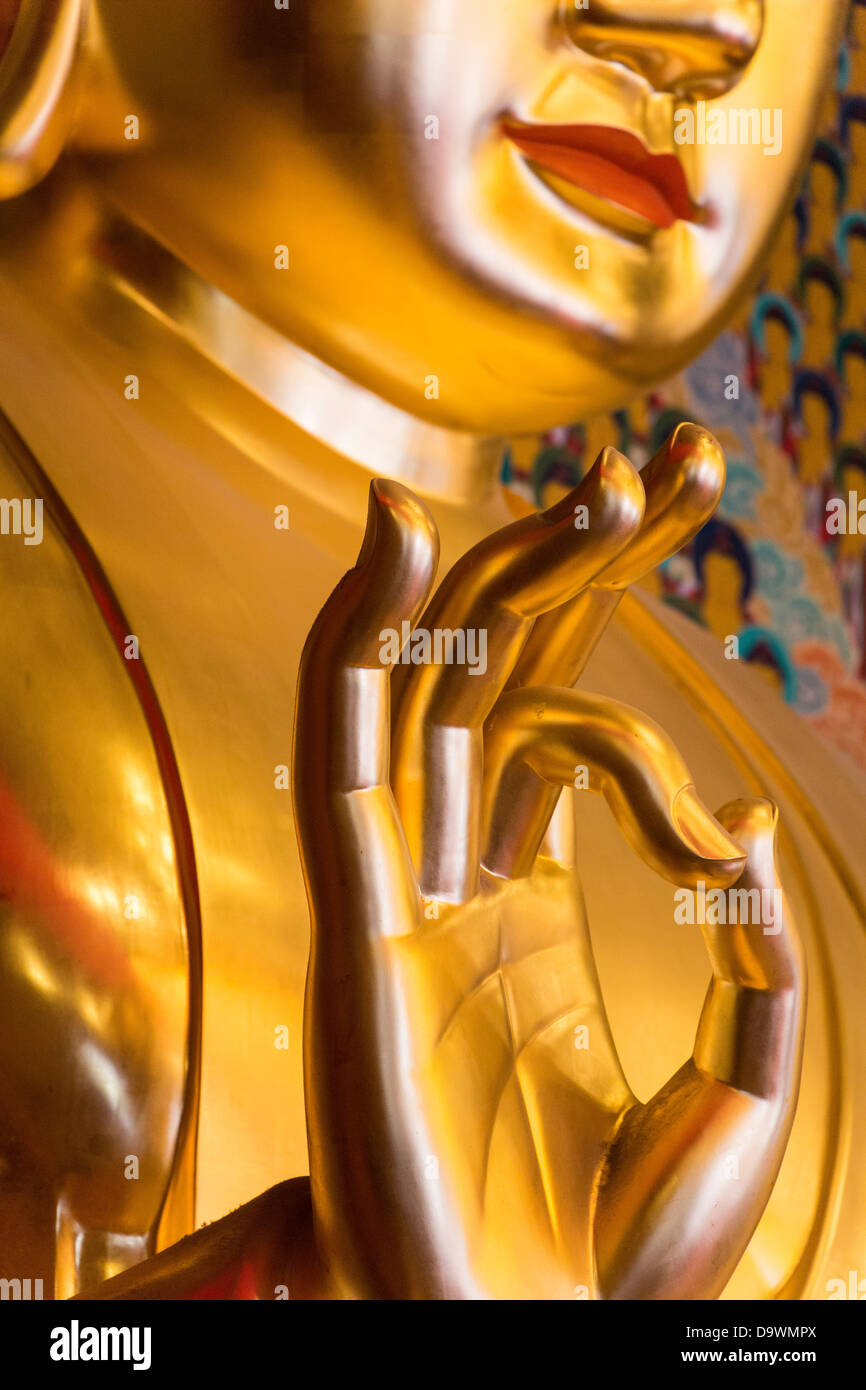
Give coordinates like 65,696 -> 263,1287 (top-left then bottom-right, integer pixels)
501,120 -> 697,230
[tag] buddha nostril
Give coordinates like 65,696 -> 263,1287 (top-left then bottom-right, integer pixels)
559,0 -> 765,100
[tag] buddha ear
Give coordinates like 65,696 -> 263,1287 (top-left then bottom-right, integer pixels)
0,0 -> 86,199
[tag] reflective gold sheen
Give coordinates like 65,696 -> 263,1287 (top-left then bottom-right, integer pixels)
0,0 -> 861,1300
295,471 -> 804,1300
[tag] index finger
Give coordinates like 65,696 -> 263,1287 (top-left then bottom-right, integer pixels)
481,686 -> 745,886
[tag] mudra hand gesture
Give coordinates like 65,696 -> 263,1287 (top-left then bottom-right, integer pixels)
295,424 -> 805,1300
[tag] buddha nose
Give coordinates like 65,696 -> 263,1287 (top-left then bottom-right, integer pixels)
560,0 -> 765,101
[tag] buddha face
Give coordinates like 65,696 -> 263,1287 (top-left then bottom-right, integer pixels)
89,1 -> 842,432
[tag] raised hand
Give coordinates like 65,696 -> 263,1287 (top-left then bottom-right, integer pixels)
294,426 -> 805,1300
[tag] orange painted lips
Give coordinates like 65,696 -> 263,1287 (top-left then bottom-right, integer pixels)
502,121 -> 697,230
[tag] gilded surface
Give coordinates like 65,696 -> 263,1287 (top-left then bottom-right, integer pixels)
0,0 -> 861,1300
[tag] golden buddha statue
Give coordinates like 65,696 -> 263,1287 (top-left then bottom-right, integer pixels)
0,0 -> 862,1301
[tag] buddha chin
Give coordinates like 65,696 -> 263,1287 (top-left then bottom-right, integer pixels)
85,0 -> 844,432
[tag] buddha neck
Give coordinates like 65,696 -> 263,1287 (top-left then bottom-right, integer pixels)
78,194 -> 506,508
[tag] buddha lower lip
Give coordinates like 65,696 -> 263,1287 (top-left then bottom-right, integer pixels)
501,121 -> 697,231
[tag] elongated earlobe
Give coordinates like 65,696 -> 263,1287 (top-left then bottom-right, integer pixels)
0,0 -> 86,198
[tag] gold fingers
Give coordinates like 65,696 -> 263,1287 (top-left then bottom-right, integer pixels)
482,686 -> 745,887
293,481 -> 437,938
390,448 -> 645,901
509,423 -> 727,692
